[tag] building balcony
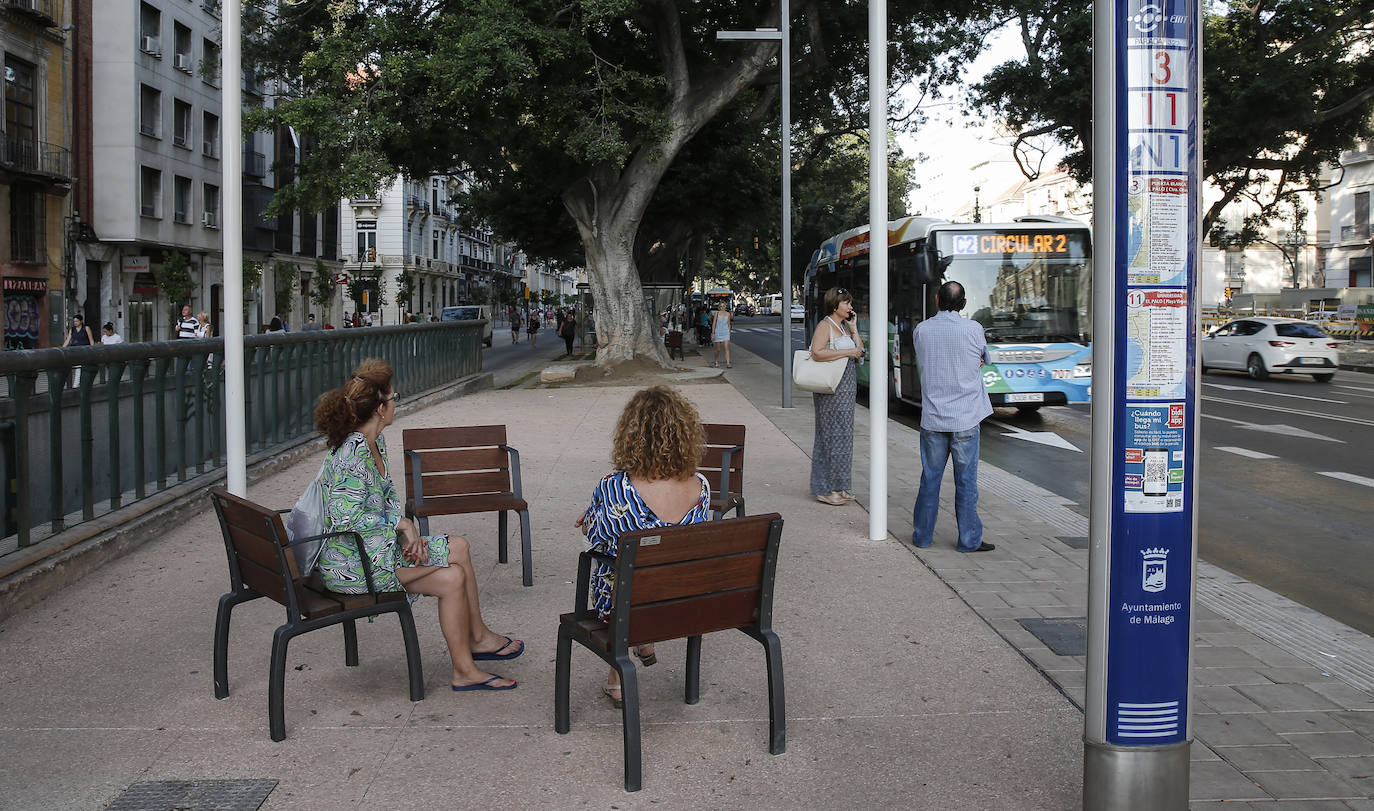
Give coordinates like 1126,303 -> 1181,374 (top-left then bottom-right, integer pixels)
0,133 -> 72,183
244,150 -> 267,178
1,0 -> 59,27
1339,223 -> 1370,242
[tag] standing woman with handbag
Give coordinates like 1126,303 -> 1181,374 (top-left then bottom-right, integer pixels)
808,288 -> 865,506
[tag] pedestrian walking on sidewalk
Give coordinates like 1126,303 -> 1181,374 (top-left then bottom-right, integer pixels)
710,301 -> 732,368
527,310 -> 539,348
558,309 -> 577,356
575,386 -> 711,707
313,359 -> 524,691
910,281 -> 995,553
808,288 -> 865,506
510,310 -> 522,344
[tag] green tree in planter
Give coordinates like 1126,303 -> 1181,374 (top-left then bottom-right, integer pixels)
394,271 -> 416,313
272,261 -> 299,320
310,259 -> 335,322
242,259 -> 263,294
154,250 -> 195,337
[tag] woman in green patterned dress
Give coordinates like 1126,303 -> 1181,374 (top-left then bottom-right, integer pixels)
314,359 -> 522,692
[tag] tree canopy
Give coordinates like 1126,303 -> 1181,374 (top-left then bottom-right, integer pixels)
247,0 -> 990,362
969,0 -> 1374,239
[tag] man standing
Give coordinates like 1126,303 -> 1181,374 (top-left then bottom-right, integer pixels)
911,281 -> 995,553
301,313 -> 322,331
175,305 -> 199,339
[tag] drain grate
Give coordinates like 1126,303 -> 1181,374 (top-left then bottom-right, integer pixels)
1017,616 -> 1088,656
107,779 -> 276,811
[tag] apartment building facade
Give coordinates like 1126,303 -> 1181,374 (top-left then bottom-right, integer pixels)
1,0 -> 74,350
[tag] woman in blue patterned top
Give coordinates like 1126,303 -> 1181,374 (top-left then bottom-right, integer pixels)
314,359 -> 523,692
576,386 -> 711,707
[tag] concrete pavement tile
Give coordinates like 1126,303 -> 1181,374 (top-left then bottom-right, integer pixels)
1194,714 -> 1286,745
1244,768 -> 1366,801
1033,606 -> 1087,619
1287,732 -> 1374,759
1263,667 -> 1351,685
1195,619 -> 1241,633
1308,682 -> 1374,711
1315,755 -> 1374,787
0,729 -> 178,811
1192,740 -> 1222,761
1345,800 -> 1374,810
1236,642 -> 1327,669
1218,744 -> 1330,771
1194,668 -> 1278,687
1236,684 -> 1345,713
1043,669 -> 1085,689
1187,761 -> 1270,800
1196,646 -> 1271,669
1198,631 -> 1267,647
1258,712 -> 1359,735
1195,686 -> 1267,714
1332,712 -> 1374,740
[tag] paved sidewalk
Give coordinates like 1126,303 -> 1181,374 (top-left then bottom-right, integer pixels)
715,344 -> 1374,809
0,371 -> 1080,809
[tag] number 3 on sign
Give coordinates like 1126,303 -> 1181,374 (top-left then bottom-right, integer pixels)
1151,51 -> 1171,84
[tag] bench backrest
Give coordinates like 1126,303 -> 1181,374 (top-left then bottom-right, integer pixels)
402,425 -> 513,502
664,330 -> 683,349
211,487 -> 301,608
699,423 -> 745,496
611,512 -> 782,646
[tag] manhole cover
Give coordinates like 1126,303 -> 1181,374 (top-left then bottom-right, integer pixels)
1058,536 -> 1089,549
107,779 -> 276,811
1017,616 -> 1088,656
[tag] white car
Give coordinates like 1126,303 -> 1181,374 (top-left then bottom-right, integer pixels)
790,304 -> 805,322
1200,316 -> 1339,382
439,305 -> 494,346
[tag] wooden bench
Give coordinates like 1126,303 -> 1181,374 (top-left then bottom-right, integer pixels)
210,488 -> 424,742
402,425 -> 533,586
554,512 -> 785,792
700,423 -> 745,520
664,330 -> 684,360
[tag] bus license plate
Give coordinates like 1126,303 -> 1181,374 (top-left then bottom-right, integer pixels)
1005,393 -> 1044,403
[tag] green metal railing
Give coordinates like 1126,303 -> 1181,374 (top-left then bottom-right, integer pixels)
0,322 -> 483,556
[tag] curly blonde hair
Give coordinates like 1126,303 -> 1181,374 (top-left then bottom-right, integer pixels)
612,386 -> 704,481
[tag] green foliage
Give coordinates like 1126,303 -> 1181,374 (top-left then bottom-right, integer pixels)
469,286 -> 490,305
310,259 -> 335,318
272,261 -> 299,316
347,275 -> 387,310
394,272 -> 416,307
154,250 -> 196,333
970,0 -> 1374,235
242,259 -> 263,291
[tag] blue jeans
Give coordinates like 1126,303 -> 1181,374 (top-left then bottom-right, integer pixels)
911,427 -> 983,552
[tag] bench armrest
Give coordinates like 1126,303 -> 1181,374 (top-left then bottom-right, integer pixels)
572,549 -> 618,613
499,444 -> 523,498
719,443 -> 743,497
404,449 -> 426,509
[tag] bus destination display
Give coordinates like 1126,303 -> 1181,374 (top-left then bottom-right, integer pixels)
942,232 -> 1086,257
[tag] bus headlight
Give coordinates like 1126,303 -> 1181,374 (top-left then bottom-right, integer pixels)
1073,362 -> 1092,378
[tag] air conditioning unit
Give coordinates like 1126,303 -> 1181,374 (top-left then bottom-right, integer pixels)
140,36 -> 161,57
202,212 -> 218,228
173,54 -> 192,72
203,141 -> 217,157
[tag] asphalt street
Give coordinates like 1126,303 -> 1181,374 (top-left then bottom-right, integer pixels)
724,316 -> 1374,636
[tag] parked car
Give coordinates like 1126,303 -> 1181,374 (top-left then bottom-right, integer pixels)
733,303 -> 755,317
1200,317 -> 1339,382
439,305 -> 494,346
790,303 -> 805,322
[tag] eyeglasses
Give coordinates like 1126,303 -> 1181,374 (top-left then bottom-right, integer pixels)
382,392 -> 399,404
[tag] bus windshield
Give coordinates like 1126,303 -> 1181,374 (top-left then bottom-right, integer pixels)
934,230 -> 1092,344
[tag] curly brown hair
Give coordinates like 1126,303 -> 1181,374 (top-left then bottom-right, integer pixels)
314,358 -> 394,450
611,386 -> 705,481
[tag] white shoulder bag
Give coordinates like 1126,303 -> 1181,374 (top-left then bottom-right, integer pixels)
285,461 -> 329,575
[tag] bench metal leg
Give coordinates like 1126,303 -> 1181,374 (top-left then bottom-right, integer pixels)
268,625 -> 296,742
497,510 -> 509,564
343,619 -> 359,667
396,606 -> 425,702
616,656 -> 642,792
685,635 -> 702,705
517,509 -> 533,587
734,497 -> 746,519
554,627 -> 573,734
758,628 -> 786,755
213,590 -> 256,700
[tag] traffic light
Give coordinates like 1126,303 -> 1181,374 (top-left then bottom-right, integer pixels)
734,247 -> 740,258
367,247 -> 376,262
753,236 -> 759,250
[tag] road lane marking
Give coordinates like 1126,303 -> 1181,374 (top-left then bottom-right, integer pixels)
1203,383 -> 1346,404
1334,384 -> 1374,394
1203,395 -> 1374,428
1214,446 -> 1278,459
987,419 -> 1081,452
1318,471 -> 1374,489
1200,413 -> 1346,443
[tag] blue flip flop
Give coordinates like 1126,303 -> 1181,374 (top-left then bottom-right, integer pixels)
472,636 -> 524,661
452,676 -> 517,692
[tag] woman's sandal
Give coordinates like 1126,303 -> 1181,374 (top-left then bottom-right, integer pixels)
634,645 -> 657,667
603,683 -> 624,708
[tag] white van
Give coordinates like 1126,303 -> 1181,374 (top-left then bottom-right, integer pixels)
440,305 -> 493,346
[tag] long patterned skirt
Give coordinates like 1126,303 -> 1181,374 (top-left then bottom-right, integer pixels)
810,359 -> 856,496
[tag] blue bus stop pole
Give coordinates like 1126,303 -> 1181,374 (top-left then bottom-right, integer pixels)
1084,1 -> 1202,807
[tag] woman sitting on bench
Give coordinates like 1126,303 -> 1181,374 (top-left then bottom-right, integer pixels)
575,385 -> 711,707
314,359 -> 524,692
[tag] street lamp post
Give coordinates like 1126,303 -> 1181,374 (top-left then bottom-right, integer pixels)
718,5 -> 791,408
